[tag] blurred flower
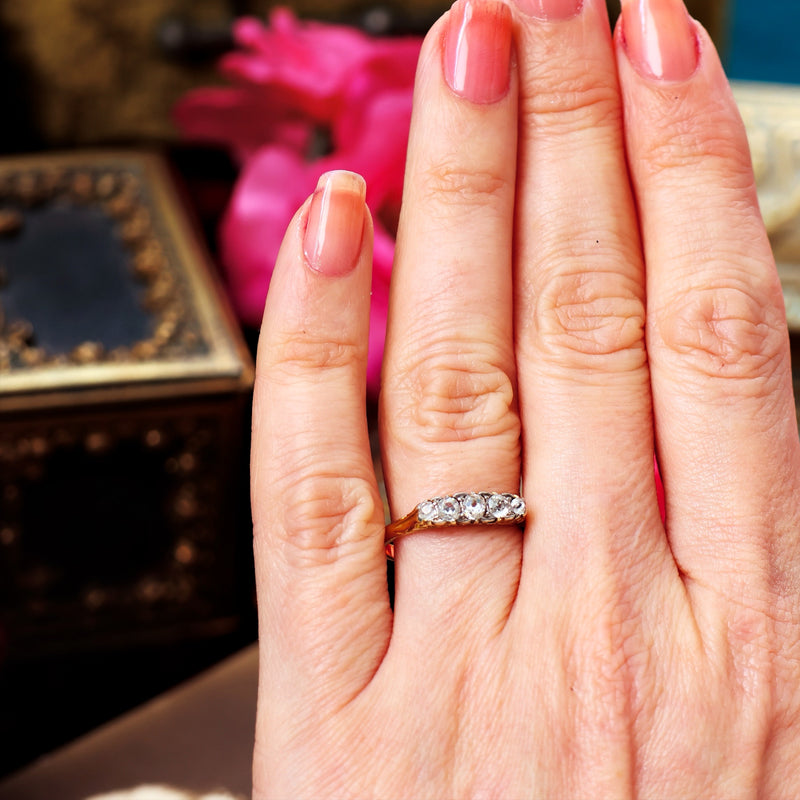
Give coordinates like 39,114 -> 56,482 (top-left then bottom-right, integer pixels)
174,8 -> 423,394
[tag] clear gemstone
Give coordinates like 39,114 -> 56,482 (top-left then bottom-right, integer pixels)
487,493 -> 512,519
460,493 -> 486,521
509,496 -> 526,517
437,496 -> 459,522
418,500 -> 437,522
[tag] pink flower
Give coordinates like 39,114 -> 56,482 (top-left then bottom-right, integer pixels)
218,147 -> 311,324
173,86 -> 311,162
174,10 -> 422,395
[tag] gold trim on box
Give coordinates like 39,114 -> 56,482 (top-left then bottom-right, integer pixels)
0,151 -> 253,410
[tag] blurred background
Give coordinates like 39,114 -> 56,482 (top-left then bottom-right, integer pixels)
2,0 -> 798,157
0,0 -> 798,786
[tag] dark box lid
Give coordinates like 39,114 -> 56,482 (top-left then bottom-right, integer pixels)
0,150 -> 253,412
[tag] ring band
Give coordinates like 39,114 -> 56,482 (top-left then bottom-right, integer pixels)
384,491 -> 526,559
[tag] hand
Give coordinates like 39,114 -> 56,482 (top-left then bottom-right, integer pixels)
250,0 -> 800,796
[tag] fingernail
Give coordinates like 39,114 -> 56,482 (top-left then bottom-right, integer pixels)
444,0 -> 512,104
304,171 -> 366,277
514,0 -> 583,21
620,0 -> 698,81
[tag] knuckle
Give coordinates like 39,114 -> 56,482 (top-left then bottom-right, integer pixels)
269,331 -> 364,379
534,268 -> 647,370
654,280 -> 787,384
640,111 -> 754,189
562,593 -> 646,728
712,596 -> 778,711
265,472 -> 379,567
390,345 -> 519,444
419,160 -> 508,216
520,62 -> 620,133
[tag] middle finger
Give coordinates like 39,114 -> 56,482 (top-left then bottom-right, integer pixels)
510,0 -> 671,605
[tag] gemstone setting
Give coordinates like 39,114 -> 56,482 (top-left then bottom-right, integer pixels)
416,492 -> 525,526
458,492 -> 487,521
487,493 -> 513,519
418,500 -> 437,522
437,496 -> 460,522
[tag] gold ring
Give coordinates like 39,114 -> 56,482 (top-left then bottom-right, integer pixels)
384,491 -> 526,559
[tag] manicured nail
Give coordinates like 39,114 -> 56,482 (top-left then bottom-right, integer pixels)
514,0 -> 583,21
444,0 -> 512,104
620,0 -> 698,81
304,171 -> 366,277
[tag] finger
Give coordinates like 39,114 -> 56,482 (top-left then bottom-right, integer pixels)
380,0 -> 522,633
616,0 -> 800,595
509,0 -> 671,606
251,171 -> 390,731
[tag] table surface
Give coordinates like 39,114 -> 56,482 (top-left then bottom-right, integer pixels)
0,645 -> 258,800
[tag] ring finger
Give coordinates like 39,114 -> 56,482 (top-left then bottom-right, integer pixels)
380,0 -> 522,638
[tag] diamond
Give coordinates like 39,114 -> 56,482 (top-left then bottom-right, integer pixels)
436,496 -> 459,523
487,493 -> 512,519
459,493 -> 486,521
418,500 -> 437,522
509,495 -> 526,517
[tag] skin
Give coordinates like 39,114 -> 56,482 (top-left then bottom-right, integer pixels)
251,0 -> 800,796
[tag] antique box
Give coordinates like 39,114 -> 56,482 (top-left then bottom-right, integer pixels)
0,151 -> 254,661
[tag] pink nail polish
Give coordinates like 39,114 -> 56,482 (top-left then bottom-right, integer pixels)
304,171 -> 366,277
620,0 -> 698,81
514,0 -> 583,21
444,0 -> 512,104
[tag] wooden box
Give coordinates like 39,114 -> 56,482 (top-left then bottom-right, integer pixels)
0,151 -> 254,660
